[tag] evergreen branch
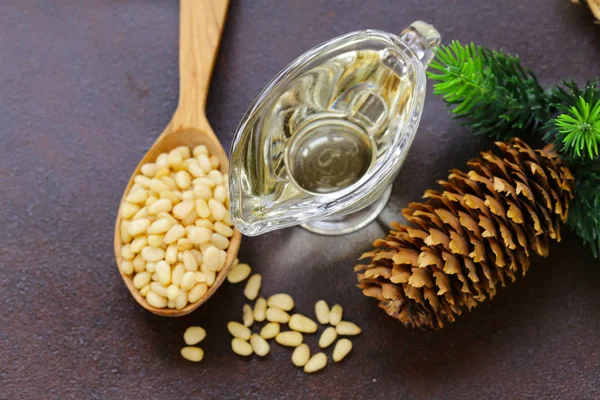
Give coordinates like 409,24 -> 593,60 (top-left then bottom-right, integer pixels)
567,168 -> 600,257
554,97 -> 600,160
427,41 -> 549,140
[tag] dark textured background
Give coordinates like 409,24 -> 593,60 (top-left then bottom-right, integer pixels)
1,1 -> 600,399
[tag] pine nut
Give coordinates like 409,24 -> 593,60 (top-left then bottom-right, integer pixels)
188,163 -> 205,178
165,244 -> 178,264
181,346 -> 204,362
121,260 -> 134,275
250,334 -> 270,357
227,263 -> 251,283
171,263 -> 185,286
218,250 -> 227,271
243,304 -> 254,327
121,244 -> 134,260
231,338 -> 252,356
132,206 -> 149,220
147,219 -> 170,234
204,269 -> 216,286
289,314 -> 318,333
147,234 -> 165,247
292,344 -> 310,367
275,331 -> 303,347
244,274 -> 262,300
304,352 -> 327,373
329,304 -> 343,326
149,178 -> 169,193
214,222 -> 233,237
155,153 -> 168,169
139,284 -> 150,297
335,321 -> 361,336
147,198 -> 172,215
195,219 -> 213,229
181,209 -> 199,226
167,299 -> 175,309
167,149 -> 183,167
133,271 -> 151,289
319,327 -> 337,349
175,170 -> 192,190
120,221 -> 132,244
211,233 -> 229,250
157,211 -> 178,226
160,190 -> 181,205
193,184 -> 212,200
266,307 -> 290,323
173,200 -> 194,220
315,300 -> 330,324
195,271 -> 207,283
188,226 -> 211,244
182,251 -> 198,272
208,199 -> 227,221
260,322 -> 280,339
209,155 -> 220,169
164,224 -> 185,244
145,195 -> 158,206
253,297 -> 267,322
134,175 -> 151,188
125,189 -> 148,204
141,163 -> 157,177
182,326 -> 206,346
213,185 -> 227,204
144,261 -> 154,273
149,282 -> 167,297
188,283 -> 208,303
155,167 -> 170,178
128,218 -> 150,236
197,154 -> 212,173
193,144 -> 209,157
141,246 -> 165,262
146,290 -> 167,308
227,321 -> 251,341
267,293 -> 295,311
202,246 -> 221,271
181,271 -> 196,290
331,339 -> 352,363
130,236 -> 147,254
132,255 -> 145,272
175,291 -> 187,310
166,284 -> 179,301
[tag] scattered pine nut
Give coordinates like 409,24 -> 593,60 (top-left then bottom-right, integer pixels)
253,297 -> 267,322
318,327 -> 337,349
243,274 -> 262,300
304,352 -> 327,373
315,300 -> 330,324
335,321 -> 361,336
243,304 -> 254,327
231,338 -> 253,356
227,263 -> 251,284
259,322 -> 280,340
289,314 -> 318,333
275,331 -> 303,347
332,338 -> 353,362
183,326 -> 206,345
250,334 -> 270,357
329,304 -> 343,326
292,344 -> 310,367
181,346 -> 204,362
227,321 -> 251,341
266,307 -> 290,323
267,293 -> 295,311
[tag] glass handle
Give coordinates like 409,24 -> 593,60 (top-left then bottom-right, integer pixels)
398,21 -> 441,69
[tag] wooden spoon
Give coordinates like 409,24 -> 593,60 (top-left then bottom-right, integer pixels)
114,0 -> 240,316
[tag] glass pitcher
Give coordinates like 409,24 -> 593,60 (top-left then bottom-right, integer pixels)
229,21 -> 441,236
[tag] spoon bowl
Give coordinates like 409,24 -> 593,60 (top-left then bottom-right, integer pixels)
114,0 -> 239,317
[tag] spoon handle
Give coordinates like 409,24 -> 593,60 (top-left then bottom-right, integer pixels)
174,0 -> 229,130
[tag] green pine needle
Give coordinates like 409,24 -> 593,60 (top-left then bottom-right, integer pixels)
554,97 -> 600,160
427,41 -> 549,140
567,168 -> 600,257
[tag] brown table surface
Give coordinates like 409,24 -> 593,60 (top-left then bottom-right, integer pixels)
2,1 -> 600,399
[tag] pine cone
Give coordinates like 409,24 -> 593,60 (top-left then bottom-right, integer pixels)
355,139 -> 575,329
